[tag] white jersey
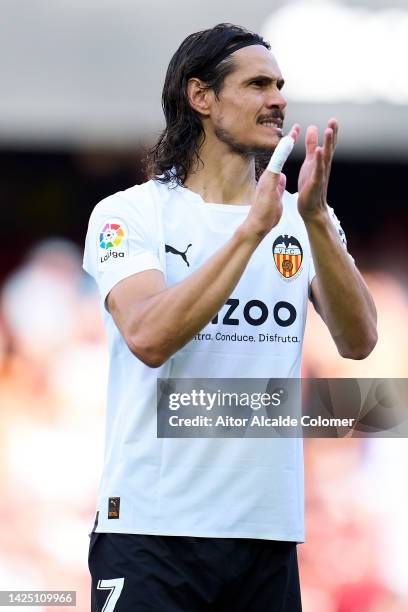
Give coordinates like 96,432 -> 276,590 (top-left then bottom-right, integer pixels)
83,178 -> 349,542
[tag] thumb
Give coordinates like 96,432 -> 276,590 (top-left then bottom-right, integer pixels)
255,166 -> 280,199
256,168 -> 286,200
257,168 -> 286,190
277,172 -> 287,197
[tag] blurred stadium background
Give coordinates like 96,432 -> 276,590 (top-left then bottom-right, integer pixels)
0,0 -> 407,610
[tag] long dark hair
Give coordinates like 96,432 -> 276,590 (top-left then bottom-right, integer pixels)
146,23 -> 270,186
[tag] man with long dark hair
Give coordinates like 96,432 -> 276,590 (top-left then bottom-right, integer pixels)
84,23 -> 377,611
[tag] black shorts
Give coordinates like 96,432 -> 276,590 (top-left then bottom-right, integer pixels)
88,532 -> 302,611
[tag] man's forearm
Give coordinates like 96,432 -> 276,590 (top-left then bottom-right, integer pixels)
128,225 -> 262,366
305,210 -> 377,359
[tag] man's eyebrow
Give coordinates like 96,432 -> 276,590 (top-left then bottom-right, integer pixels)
244,74 -> 285,88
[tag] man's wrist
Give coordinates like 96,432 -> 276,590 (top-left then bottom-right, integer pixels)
301,205 -> 331,229
234,222 -> 266,248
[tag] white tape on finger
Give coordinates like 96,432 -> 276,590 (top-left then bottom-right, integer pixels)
267,136 -> 295,174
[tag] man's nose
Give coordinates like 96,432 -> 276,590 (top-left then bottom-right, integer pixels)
266,88 -> 287,111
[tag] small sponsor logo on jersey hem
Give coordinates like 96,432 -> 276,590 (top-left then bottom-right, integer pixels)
108,497 -> 120,519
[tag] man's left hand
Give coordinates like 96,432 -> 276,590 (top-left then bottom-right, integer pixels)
297,119 -> 339,221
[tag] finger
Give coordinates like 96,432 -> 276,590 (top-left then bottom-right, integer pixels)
256,169 -> 284,199
277,172 -> 287,197
305,125 -> 319,159
312,146 -> 325,183
328,117 -> 339,149
266,134 -> 296,175
323,127 -> 334,165
288,123 -> 301,144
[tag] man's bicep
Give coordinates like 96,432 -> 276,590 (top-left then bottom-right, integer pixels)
106,269 -> 166,335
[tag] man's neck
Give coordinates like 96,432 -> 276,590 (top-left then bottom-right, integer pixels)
183,137 -> 257,205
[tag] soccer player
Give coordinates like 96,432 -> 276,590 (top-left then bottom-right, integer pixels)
83,23 -> 377,612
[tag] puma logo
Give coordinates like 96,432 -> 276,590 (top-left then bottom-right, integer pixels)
165,243 -> 192,267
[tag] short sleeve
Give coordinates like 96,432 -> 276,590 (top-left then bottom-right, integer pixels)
308,204 -> 355,290
83,190 -> 163,307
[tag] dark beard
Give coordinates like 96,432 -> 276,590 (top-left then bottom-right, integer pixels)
213,125 -> 281,180
254,151 -> 275,180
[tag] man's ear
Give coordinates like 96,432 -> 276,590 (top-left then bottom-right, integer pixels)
186,78 -> 212,117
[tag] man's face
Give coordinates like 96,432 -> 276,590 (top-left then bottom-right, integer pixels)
208,45 -> 287,156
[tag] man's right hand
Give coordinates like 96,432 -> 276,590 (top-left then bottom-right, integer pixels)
241,124 -> 300,240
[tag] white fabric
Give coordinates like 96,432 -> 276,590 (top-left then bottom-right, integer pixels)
267,135 -> 295,174
83,179 -> 349,542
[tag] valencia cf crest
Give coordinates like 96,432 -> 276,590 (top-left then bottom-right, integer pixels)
273,235 -> 303,280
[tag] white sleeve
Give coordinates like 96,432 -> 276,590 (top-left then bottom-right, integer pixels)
83,190 -> 163,307
309,204 -> 355,288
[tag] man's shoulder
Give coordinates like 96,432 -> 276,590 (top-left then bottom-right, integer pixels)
90,179 -> 161,219
120,178 -> 162,201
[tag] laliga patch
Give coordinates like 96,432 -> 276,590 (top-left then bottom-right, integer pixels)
273,234 -> 303,281
108,497 -> 120,519
97,218 -> 128,271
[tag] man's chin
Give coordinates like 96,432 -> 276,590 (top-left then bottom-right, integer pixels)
248,139 -> 281,156
214,126 -> 283,158
249,132 -> 284,154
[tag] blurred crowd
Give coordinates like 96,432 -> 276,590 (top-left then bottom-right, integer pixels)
0,238 -> 407,611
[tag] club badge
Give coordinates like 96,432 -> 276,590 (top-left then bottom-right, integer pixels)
273,234 -> 303,280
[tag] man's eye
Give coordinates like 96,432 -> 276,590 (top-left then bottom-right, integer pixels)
251,80 -> 264,87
